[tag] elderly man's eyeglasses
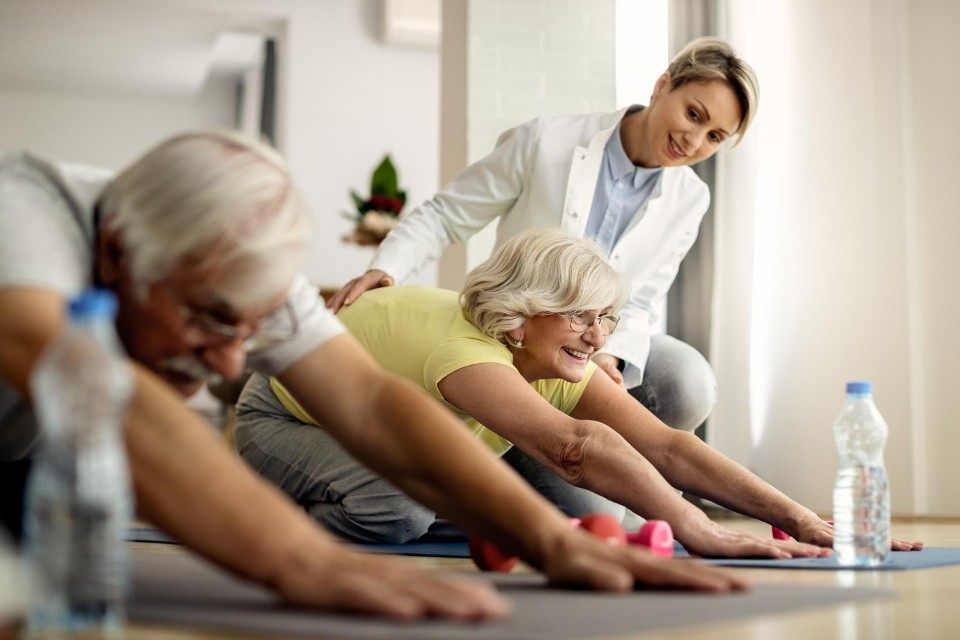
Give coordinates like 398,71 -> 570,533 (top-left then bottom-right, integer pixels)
564,310 -> 619,336
165,283 -> 298,349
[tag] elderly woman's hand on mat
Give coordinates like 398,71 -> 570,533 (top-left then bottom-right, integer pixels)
672,518 -> 831,559
275,545 -> 511,620
791,517 -> 925,552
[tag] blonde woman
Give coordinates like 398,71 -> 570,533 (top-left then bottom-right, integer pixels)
329,38 -> 759,509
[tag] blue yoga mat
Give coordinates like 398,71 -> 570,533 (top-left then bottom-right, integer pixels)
355,541 -> 473,558
361,542 -> 960,571
128,527 -> 470,558
129,528 -> 958,570
699,547 -> 960,571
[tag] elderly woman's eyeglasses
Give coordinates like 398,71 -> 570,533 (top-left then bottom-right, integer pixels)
564,310 -> 619,336
164,283 -> 298,349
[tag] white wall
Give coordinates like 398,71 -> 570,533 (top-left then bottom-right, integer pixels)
0,79 -> 236,170
458,0 -> 617,277
0,0 -> 441,291
272,0 -> 440,289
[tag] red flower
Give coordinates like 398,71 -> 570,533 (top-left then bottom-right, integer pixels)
366,194 -> 405,215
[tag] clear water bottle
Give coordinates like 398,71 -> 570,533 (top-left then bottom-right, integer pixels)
22,289 -> 134,632
832,381 -> 891,566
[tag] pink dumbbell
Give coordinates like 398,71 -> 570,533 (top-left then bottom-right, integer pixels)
627,519 -> 675,557
572,513 -> 674,557
469,514 -> 675,572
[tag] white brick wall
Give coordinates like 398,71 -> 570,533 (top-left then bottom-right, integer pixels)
466,0 -> 616,160
464,0 -> 617,269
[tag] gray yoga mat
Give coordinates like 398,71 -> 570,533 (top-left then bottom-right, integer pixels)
129,550 -> 893,639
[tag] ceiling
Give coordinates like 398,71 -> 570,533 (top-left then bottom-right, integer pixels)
0,0 -> 280,98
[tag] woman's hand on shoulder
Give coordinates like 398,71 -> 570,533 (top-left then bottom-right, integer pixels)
326,269 -> 394,313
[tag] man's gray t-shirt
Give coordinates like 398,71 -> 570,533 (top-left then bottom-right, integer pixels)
0,151 -> 343,461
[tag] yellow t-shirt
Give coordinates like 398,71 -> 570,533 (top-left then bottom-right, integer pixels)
269,286 -> 596,456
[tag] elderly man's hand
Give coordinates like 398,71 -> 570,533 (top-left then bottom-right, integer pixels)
277,546 -> 512,620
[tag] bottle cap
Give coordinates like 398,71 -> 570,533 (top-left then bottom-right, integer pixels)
68,288 -> 118,321
846,381 -> 873,395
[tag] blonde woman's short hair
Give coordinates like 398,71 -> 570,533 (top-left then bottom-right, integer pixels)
667,37 -> 759,145
461,228 -> 629,345
99,130 -> 311,308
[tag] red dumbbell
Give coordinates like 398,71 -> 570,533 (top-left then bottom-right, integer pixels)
468,535 -> 520,572
771,520 -> 834,541
470,514 -> 674,572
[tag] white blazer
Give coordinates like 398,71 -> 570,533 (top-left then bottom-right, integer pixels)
370,107 -> 709,387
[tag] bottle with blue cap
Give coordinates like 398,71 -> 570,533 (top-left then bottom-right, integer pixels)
22,289 -> 134,632
831,381 -> 891,566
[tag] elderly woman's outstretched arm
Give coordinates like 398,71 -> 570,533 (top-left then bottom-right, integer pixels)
572,370 -> 923,553
440,361 -> 832,559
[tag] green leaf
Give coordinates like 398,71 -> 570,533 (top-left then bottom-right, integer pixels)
370,155 -> 399,197
350,190 -> 366,212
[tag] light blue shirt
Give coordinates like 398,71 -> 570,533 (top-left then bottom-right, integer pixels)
584,118 -> 662,256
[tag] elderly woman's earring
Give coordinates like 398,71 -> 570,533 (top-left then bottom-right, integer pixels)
505,335 -> 524,349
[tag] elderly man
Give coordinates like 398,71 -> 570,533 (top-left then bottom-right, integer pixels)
0,131 -> 742,620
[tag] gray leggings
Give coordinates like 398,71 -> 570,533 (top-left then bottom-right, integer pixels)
235,373 -> 442,543
235,334 -> 715,541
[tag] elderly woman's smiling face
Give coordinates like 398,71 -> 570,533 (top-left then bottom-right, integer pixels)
506,309 -> 617,383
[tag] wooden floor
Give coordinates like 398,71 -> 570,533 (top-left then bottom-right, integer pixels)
15,517 -> 960,639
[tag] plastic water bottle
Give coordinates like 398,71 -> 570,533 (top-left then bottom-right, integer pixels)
832,381 -> 891,566
22,289 -> 134,632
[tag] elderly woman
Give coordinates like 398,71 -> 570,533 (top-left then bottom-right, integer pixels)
235,229 -> 924,558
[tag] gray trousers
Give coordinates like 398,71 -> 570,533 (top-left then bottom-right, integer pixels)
234,334 -> 715,542
235,372 -> 442,543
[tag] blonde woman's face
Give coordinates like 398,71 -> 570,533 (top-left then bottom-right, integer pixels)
636,77 -> 742,169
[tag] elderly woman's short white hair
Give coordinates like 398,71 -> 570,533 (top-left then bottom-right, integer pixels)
98,130 -> 311,307
461,228 -> 628,345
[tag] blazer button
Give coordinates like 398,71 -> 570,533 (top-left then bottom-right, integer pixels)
570,211 -> 578,218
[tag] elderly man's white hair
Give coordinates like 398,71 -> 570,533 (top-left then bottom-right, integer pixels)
98,130 -> 311,308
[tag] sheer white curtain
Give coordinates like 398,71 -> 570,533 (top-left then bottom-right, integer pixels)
702,0 -> 765,467
705,0 -> 924,513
